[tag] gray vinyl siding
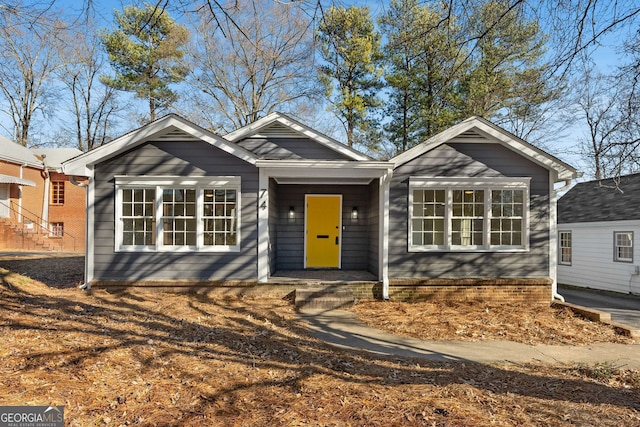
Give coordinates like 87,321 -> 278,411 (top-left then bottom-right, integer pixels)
273,184 -> 372,271
238,137 -> 353,160
92,140 -> 259,281
389,143 -> 550,279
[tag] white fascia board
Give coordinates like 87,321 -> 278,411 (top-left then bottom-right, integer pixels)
257,160 -> 392,179
225,112 -> 371,161
62,114 -> 258,177
274,117 -> 371,161
409,176 -> 531,187
1,155 -> 42,169
114,175 -> 241,186
223,113 -> 281,141
256,159 -> 390,169
391,116 -> 578,182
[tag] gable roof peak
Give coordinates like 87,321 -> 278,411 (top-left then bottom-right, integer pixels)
62,113 -> 258,177
390,116 -> 578,182
224,112 -> 371,161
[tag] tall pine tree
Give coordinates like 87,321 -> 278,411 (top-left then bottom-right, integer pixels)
317,6 -> 383,148
100,4 -> 189,122
380,0 -> 464,153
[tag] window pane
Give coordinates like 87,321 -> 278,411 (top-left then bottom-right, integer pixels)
452,190 -> 483,246
203,188 -> 238,246
490,189 -> 524,248
412,232 -> 423,245
121,188 -> 155,246
162,188 -> 197,246
411,190 -> 445,247
512,232 -> 521,246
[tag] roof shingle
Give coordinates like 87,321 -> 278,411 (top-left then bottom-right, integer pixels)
558,173 -> 640,223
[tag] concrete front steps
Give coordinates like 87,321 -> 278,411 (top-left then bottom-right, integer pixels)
294,286 -> 355,310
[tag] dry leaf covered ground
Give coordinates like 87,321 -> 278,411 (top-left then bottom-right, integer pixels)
1,253 -> 639,426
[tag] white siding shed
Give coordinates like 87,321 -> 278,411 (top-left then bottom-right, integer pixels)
558,173 -> 640,294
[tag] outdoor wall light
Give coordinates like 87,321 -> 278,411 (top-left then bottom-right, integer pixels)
351,206 -> 359,220
288,206 -> 295,221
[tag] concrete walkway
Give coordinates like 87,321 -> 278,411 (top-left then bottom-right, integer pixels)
559,285 -> 640,329
298,308 -> 640,369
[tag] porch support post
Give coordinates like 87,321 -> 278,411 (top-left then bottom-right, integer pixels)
257,168 -> 269,283
379,168 -> 392,300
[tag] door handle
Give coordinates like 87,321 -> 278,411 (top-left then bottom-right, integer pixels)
335,236 -> 339,245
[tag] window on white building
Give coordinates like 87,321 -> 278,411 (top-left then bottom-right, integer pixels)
614,231 -> 633,263
559,231 -> 572,265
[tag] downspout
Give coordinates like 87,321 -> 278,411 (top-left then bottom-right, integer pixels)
69,175 -> 91,290
550,178 -> 573,302
18,163 -> 27,222
41,155 -> 50,231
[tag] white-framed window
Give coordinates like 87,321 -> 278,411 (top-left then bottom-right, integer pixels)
614,231 -> 633,263
115,176 -> 240,252
559,230 -> 572,265
50,222 -> 64,237
51,181 -> 65,205
409,177 -> 530,252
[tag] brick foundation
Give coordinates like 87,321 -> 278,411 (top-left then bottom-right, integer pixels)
91,277 -> 552,304
351,278 -> 552,304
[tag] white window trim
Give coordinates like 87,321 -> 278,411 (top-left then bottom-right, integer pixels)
408,177 -> 530,252
613,231 -> 633,263
558,230 -> 572,266
115,176 -> 241,253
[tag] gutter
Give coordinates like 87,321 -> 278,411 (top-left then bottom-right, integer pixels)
551,178 -> 576,302
18,163 -> 27,222
40,155 -> 50,231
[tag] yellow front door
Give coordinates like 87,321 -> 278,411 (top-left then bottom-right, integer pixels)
305,195 -> 342,268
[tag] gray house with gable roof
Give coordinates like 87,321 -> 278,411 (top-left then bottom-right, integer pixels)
558,173 -> 640,294
62,113 -> 578,302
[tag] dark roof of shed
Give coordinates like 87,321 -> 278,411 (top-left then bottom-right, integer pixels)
558,173 -> 640,223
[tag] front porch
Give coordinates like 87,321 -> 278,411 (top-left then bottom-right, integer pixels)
257,161 -> 393,299
270,269 -> 378,283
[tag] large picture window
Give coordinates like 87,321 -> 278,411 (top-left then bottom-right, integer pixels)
115,177 -> 240,252
409,177 -> 530,252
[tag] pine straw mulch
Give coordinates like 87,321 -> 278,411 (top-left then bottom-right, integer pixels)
0,255 -> 640,426
349,300 -> 636,346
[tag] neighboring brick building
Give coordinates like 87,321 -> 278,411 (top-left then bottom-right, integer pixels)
0,135 -> 85,252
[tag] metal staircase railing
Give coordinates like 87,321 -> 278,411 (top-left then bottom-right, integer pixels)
0,199 -> 77,251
